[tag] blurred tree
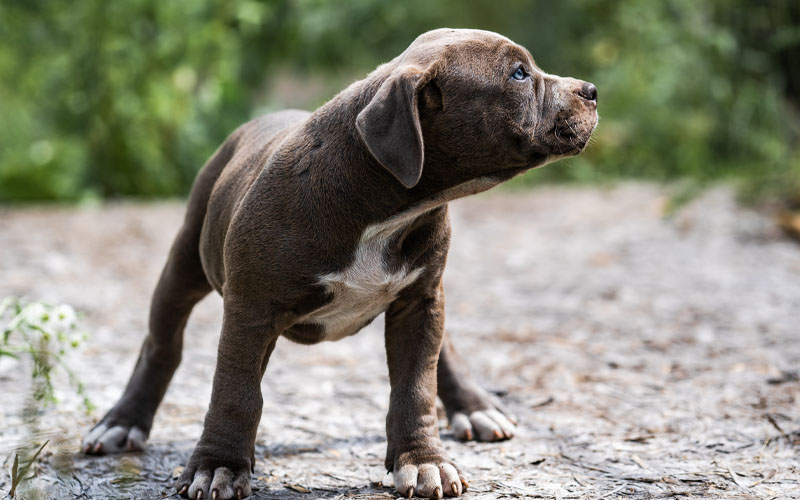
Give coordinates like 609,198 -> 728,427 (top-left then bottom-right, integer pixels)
0,1 -> 253,199
0,0 -> 797,203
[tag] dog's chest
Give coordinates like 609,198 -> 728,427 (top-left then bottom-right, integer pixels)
305,220 -> 423,341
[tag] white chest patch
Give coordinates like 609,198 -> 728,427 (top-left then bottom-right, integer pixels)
303,175 -> 503,342
306,219 -> 424,341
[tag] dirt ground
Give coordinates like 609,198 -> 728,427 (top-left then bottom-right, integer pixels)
1,183 -> 798,500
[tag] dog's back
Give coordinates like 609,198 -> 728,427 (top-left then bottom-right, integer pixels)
194,110 -> 311,292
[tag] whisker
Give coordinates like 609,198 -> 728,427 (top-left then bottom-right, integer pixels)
566,121 -> 579,137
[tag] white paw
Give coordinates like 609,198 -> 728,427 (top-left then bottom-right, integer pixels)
450,409 -> 516,441
82,423 -> 147,454
394,462 -> 466,498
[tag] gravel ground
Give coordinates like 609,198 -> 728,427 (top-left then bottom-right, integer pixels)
1,183 -> 799,499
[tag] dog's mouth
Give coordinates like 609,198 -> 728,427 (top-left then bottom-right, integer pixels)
554,119 -> 592,149
488,109 -> 598,179
548,113 -> 597,156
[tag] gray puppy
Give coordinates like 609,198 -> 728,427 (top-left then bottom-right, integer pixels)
83,28 -> 598,499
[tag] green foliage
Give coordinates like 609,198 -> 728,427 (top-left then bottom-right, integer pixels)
0,1 -> 250,200
0,296 -> 93,413
504,0 -> 800,204
0,0 -> 798,203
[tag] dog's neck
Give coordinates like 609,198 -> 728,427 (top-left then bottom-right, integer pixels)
288,71 -> 515,229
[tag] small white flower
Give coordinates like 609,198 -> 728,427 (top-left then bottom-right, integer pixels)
68,330 -> 86,348
22,302 -> 49,329
52,304 -> 77,332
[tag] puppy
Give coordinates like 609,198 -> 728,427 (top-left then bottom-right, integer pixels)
82,28 -> 598,499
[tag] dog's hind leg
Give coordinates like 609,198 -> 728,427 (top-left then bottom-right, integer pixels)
437,331 -> 518,442
83,140 -> 235,455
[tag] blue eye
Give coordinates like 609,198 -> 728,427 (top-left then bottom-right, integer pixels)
512,67 -> 527,81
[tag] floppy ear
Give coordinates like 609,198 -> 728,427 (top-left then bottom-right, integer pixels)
356,67 -> 428,189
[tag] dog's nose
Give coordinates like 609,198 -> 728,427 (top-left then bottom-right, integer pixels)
578,82 -> 597,103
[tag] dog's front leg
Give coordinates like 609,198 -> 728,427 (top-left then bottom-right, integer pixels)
384,283 -> 467,499
177,300 -> 281,500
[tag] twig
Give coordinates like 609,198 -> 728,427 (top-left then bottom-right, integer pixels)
624,434 -> 655,443
620,475 -> 662,484
601,484 -> 627,498
765,414 -> 787,438
631,454 -> 648,469
572,473 -> 588,486
532,396 -> 555,408
559,452 -> 617,476
749,469 -> 776,488
727,464 -> 748,489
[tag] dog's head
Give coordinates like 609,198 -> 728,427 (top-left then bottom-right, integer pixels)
356,28 -> 598,189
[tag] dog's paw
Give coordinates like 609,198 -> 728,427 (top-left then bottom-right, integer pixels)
176,460 -> 251,500
82,422 -> 147,455
450,408 -> 516,442
392,453 -> 467,498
